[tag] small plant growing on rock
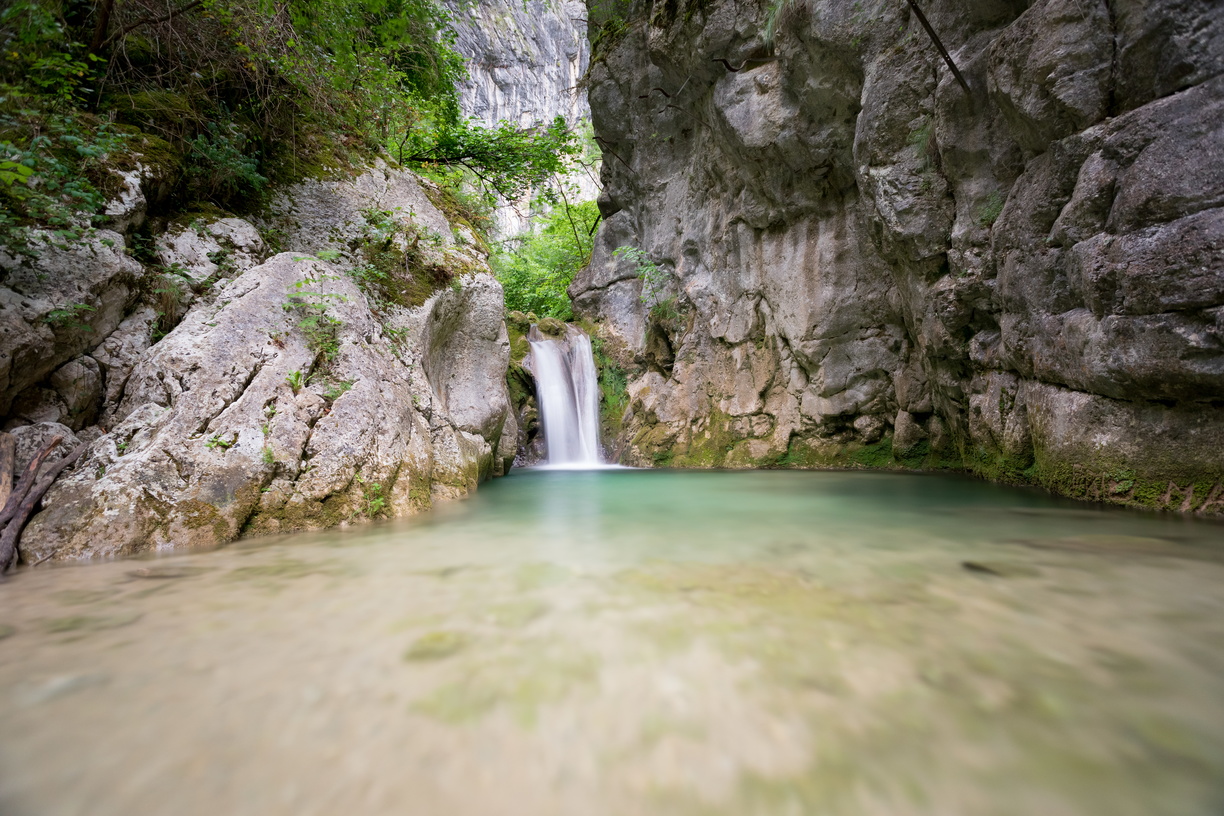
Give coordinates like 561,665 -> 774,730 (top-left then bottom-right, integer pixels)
614,246 -> 669,309
261,447 -> 275,466
285,278 -> 347,365
286,370 -> 305,393
43,303 -> 95,331
206,435 -> 234,450
355,474 -> 387,518
976,191 -> 1005,227
322,379 -> 354,402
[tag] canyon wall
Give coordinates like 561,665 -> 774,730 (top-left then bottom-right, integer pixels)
447,0 -> 598,235
574,0 -> 1224,512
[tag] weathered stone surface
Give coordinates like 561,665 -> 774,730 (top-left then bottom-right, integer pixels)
87,305 -> 157,426
444,0 -> 596,236
0,230 -> 140,416
261,162 -> 458,261
23,246 -> 512,561
422,274 -> 512,443
155,217 -> 267,289
575,0 -> 1224,511
10,422 -> 80,474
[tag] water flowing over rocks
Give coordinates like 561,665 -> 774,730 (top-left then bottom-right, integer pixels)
6,166 -> 513,563
574,0 -> 1224,512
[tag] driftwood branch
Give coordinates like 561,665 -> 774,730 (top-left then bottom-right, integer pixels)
0,436 -> 61,530
904,0 -> 971,95
0,438 -> 87,576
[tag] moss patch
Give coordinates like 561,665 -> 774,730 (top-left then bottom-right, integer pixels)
404,630 -> 472,661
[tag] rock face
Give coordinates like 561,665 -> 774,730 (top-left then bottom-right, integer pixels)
574,0 -> 1224,512
447,0 -> 590,128
15,167 -> 514,562
446,0 -> 598,235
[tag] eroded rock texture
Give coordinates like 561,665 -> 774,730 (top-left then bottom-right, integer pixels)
574,0 -> 1224,512
13,168 -> 513,562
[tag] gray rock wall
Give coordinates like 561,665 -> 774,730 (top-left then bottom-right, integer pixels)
9,166 -> 514,562
574,0 -> 1224,512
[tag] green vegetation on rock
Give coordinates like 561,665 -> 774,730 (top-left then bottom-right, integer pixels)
0,0 -> 580,249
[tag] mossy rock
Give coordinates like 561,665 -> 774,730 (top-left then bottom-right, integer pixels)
505,310 -> 532,335
537,317 -> 566,336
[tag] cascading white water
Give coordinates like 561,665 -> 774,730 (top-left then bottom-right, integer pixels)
529,328 -> 602,466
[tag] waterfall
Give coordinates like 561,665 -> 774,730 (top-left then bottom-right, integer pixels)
529,327 -> 602,466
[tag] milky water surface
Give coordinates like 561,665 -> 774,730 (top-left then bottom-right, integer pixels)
2,469 -> 1224,816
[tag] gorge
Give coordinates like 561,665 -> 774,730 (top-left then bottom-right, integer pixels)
1,0 -> 1223,813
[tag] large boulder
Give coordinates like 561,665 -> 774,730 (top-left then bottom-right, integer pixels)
22,250 -> 512,561
0,230 -> 140,416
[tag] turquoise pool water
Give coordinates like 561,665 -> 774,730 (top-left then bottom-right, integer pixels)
2,468 -> 1222,815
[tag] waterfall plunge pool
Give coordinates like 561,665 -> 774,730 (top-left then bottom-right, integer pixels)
2,468 -> 1223,815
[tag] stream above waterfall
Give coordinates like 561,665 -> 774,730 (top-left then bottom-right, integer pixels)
2,468 -> 1223,816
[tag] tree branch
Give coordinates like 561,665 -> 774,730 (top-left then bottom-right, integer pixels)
0,442 -> 87,574
97,0 -> 207,53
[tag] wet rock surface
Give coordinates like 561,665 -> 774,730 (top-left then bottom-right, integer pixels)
574,0 -> 1224,512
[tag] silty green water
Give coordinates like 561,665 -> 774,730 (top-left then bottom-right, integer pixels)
2,469 -> 1223,816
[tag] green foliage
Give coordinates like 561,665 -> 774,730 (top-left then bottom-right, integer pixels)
285,370 -> 305,392
591,336 -> 629,439
613,245 -> 671,310
346,207 -> 456,309
1,0 -> 583,251
284,276 -> 347,365
0,103 -> 128,249
589,0 -> 635,60
494,199 -> 599,319
764,0 -> 802,46
186,120 -> 268,203
322,379 -> 354,402
43,302 -> 95,331
404,116 -> 580,203
356,474 -> 387,517
206,434 -> 234,450
977,190 -> 1005,227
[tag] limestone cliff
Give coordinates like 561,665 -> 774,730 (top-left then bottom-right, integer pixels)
4,164 -> 515,562
446,0 -> 598,234
575,0 -> 1224,512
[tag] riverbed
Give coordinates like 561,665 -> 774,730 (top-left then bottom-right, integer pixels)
2,469 -> 1223,815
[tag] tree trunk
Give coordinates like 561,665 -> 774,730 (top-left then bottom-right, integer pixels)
89,0 -> 117,54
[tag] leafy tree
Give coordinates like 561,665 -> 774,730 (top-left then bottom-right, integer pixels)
404,116 -> 580,203
494,199 -> 599,319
